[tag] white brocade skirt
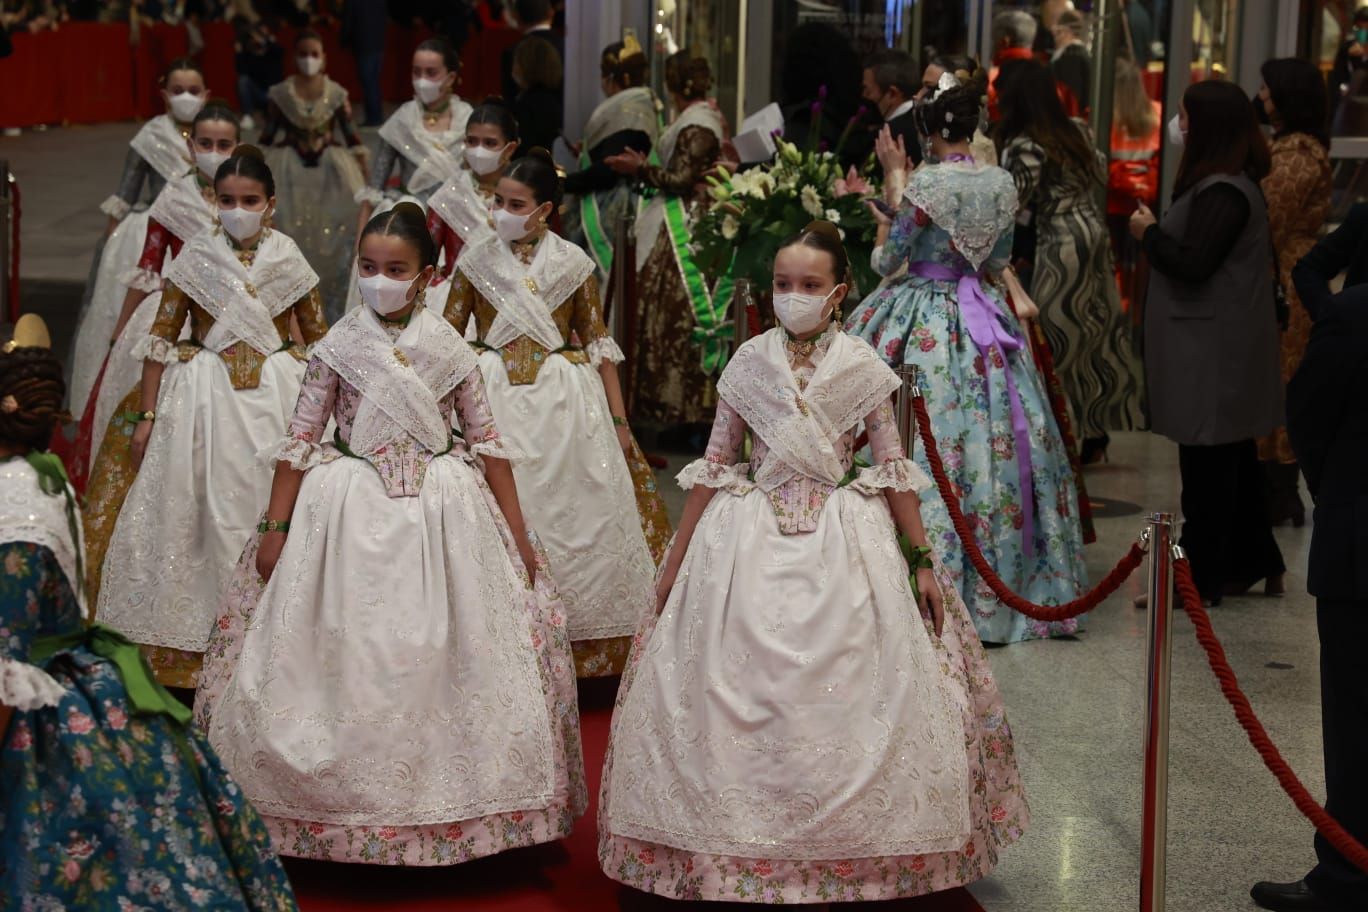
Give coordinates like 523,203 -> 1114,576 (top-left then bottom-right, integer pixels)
601,485 -> 990,896
480,352 -> 655,644
69,211 -> 149,419
94,349 -> 304,654
194,451 -> 587,864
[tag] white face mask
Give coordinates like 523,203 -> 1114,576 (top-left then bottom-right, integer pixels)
194,150 -> 230,177
219,206 -> 265,242
465,143 -> 509,176
297,55 -> 324,76
1166,114 -> 1186,148
168,91 -> 205,123
413,77 -> 446,105
491,206 -> 535,243
357,273 -> 417,315
773,287 -> 839,336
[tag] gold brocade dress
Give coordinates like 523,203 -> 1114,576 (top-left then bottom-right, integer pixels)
83,240 -> 327,688
630,124 -> 722,427
445,242 -> 671,677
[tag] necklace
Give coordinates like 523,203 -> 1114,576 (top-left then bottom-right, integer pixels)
375,307 -> 414,326
422,98 -> 451,128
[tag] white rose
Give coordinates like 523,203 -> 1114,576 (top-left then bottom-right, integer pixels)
721,214 -> 739,240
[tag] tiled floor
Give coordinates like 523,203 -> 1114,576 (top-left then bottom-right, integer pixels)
6,122 -> 1329,911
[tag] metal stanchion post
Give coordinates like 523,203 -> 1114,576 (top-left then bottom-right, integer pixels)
895,364 -> 919,454
731,278 -> 751,354
1140,512 -> 1175,912
0,162 -> 11,322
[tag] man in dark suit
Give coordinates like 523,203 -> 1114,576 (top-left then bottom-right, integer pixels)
859,49 -> 922,173
1252,212 -> 1368,912
501,0 -> 563,103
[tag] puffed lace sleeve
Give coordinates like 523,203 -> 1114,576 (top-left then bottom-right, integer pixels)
569,274 -> 625,367
677,398 -> 751,490
267,355 -> 338,470
454,367 -> 525,463
850,397 -> 932,494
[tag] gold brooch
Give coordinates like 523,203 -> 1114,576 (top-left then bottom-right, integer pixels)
243,281 -> 258,298
523,277 -> 539,294
394,348 -> 411,367
795,395 -> 809,417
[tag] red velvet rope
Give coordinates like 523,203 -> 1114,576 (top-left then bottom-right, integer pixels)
911,395 -> 1144,621
1174,559 -> 1368,873
5,172 -> 17,323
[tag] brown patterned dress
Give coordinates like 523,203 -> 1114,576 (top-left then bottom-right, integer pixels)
1257,132 -> 1332,465
630,124 -> 723,427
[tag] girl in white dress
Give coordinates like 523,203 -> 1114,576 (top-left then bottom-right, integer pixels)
69,57 -> 213,422
194,204 -> 586,866
599,222 -> 1028,903
94,148 -> 328,689
441,150 -> 668,677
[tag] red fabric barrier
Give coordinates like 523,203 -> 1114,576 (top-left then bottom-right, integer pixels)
0,22 -> 515,130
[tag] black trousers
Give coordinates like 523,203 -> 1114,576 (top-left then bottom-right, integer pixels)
1306,600 -> 1368,904
1177,439 -> 1286,600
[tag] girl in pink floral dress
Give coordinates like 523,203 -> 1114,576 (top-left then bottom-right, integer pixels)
599,222 -> 1028,903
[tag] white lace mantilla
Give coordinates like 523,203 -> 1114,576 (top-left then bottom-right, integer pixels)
716,328 -> 900,491
164,229 -> 318,356
144,168 -> 215,245
0,459 -> 85,611
378,99 -> 474,197
581,86 -> 660,152
428,172 -> 496,242
902,162 -> 1018,270
268,77 -> 348,132
456,232 -> 595,352
129,114 -> 194,184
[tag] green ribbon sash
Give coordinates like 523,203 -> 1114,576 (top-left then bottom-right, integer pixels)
31,625 -> 192,725
578,150 -> 615,275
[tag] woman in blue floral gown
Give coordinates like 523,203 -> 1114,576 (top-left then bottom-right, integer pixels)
0,318 -> 296,910
845,78 -> 1087,644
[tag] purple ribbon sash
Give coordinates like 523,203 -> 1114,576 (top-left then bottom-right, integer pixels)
907,260 -> 1036,557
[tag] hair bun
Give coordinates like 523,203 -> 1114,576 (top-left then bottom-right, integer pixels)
803,219 -> 842,242
232,144 -> 266,162
525,146 -> 555,166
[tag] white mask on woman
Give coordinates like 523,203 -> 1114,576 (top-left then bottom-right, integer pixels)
465,143 -> 509,176
357,273 -> 417,315
168,91 -> 205,123
195,150 -> 230,177
413,77 -> 445,105
219,206 -> 265,242
491,206 -> 535,243
773,287 -> 839,336
1166,114 -> 1186,148
297,55 -> 324,76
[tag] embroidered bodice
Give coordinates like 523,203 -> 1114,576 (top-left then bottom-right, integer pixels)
282,318 -> 506,498
686,326 -> 930,534
260,78 -> 363,164
443,239 -> 622,385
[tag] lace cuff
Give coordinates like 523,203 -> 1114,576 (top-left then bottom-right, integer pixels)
585,335 -> 626,367
354,186 -> 385,206
849,457 -> 933,495
0,656 -> 66,710
120,266 -> 164,294
100,194 -> 132,220
262,436 -> 331,470
129,335 -> 179,364
676,458 -> 754,493
471,437 -> 526,464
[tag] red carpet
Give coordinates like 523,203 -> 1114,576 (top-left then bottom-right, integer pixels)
288,679 -> 987,911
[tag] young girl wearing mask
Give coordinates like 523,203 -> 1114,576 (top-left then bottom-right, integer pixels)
94,147 -> 328,690
442,150 -> 670,677
68,58 -> 212,425
194,203 -> 586,866
600,222 -> 1027,902
260,29 -> 369,321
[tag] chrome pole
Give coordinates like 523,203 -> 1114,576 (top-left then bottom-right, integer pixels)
731,277 -> 751,354
895,364 -> 919,455
1140,512 -> 1176,912
0,162 -> 10,322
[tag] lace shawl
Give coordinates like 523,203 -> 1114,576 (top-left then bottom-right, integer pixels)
428,171 -> 497,243
0,459 -> 84,613
902,162 -> 1018,270
581,86 -> 660,152
456,232 -> 594,352
144,169 -> 214,244
378,99 -> 474,196
267,77 -> 348,132
129,114 -> 193,184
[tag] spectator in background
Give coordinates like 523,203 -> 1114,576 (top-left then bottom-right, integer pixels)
510,32 -> 563,155
988,10 -> 1038,120
1130,78 -> 1283,606
860,49 -> 922,174
1107,57 -> 1161,324
779,21 -> 869,169
341,0 -> 387,125
1255,57 -> 1333,529
233,19 -> 283,130
1050,9 -> 1091,116
1329,6 -> 1368,127
1035,0 -> 1074,54
1252,204 -> 1368,912
502,0 -> 562,104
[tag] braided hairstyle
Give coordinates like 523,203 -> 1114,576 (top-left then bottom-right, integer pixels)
0,342 -> 64,452
776,219 -> 853,288
468,96 -> 520,143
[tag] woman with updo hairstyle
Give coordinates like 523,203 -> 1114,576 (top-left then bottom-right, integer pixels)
92,146 -> 329,691
444,146 -> 670,678
606,49 -> 725,431
510,34 -> 564,156
194,202 -> 587,865
69,57 -> 213,428
0,317 -> 297,906
848,74 -> 1089,646
259,28 -> 369,322
997,60 -> 1144,465
601,221 -> 1027,900
563,34 -> 660,284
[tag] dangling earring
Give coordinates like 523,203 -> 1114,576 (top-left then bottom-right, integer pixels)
415,285 -> 428,307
